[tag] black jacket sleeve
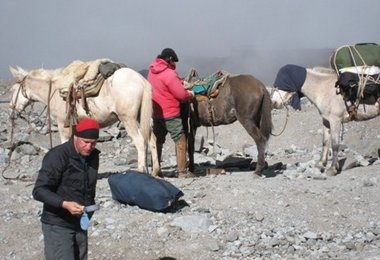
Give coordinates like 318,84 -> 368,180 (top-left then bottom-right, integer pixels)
32,151 -> 66,208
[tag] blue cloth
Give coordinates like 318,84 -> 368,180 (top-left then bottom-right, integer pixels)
108,170 -> 184,212
80,213 -> 90,230
274,64 -> 307,110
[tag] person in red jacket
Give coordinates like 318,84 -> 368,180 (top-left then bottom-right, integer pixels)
148,48 -> 195,178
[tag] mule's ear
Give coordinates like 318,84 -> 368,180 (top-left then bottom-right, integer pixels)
16,66 -> 28,75
9,66 -> 27,80
9,66 -> 18,77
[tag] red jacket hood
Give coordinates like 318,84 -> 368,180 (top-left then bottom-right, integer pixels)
149,58 -> 176,74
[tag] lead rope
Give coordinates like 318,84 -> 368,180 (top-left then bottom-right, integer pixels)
47,79 -> 53,148
270,87 -> 290,136
2,80 -> 30,181
1,116 -> 18,180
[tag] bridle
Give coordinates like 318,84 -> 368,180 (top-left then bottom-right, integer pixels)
3,76 -> 50,181
270,87 -> 295,107
269,87 -> 292,136
3,76 -> 34,181
9,76 -> 33,118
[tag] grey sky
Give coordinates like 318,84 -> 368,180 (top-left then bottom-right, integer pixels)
1,0 -> 379,84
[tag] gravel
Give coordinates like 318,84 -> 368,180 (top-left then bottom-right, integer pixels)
0,79 -> 380,260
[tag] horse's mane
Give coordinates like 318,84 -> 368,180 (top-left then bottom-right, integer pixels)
29,68 -> 63,80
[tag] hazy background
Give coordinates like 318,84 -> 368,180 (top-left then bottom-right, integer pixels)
1,0 -> 379,85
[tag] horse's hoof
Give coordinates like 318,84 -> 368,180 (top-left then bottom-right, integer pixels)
315,161 -> 326,169
152,171 -> 164,178
151,168 -> 162,176
178,171 -> 197,179
250,161 -> 268,171
326,168 -> 338,176
206,168 -> 226,176
252,171 -> 264,179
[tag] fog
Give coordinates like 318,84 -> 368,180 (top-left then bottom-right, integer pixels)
1,0 -> 379,84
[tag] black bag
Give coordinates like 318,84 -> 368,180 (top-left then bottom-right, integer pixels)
108,171 -> 184,212
99,61 -> 126,79
336,72 -> 380,104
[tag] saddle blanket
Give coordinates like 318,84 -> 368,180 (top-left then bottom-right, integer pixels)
274,64 -> 307,110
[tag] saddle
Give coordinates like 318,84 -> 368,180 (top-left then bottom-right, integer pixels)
186,69 -> 229,101
185,69 -> 230,126
55,59 -> 126,127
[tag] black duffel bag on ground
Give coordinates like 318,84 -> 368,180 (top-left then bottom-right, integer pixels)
108,170 -> 184,212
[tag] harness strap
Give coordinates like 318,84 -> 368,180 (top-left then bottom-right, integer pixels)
47,80 -> 53,148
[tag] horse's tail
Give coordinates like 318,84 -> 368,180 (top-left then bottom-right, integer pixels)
259,88 -> 273,141
140,80 -> 153,143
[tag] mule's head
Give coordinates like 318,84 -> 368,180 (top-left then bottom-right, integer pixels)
9,66 -> 33,119
270,88 -> 295,109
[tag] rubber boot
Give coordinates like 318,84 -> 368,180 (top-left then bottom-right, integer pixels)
175,134 -> 196,178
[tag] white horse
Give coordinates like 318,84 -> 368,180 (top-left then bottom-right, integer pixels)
9,65 -> 161,176
271,66 -> 380,176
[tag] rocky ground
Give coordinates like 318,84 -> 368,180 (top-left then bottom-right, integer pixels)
0,79 -> 380,260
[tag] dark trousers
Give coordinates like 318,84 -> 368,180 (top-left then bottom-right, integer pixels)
42,222 -> 88,260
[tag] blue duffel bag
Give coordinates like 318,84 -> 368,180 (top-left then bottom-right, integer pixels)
108,170 -> 184,212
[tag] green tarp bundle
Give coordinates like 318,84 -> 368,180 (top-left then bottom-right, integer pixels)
330,43 -> 380,72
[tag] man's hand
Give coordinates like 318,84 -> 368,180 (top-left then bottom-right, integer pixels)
62,201 -> 85,216
187,90 -> 195,98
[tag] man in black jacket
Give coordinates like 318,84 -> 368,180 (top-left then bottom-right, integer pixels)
33,118 -> 101,260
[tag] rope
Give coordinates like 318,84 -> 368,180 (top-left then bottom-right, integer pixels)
2,77 -> 52,181
333,45 -> 380,115
2,79 -> 27,180
347,46 -> 367,107
1,117 -> 17,180
47,80 -> 53,148
269,87 -> 290,136
186,69 -> 219,155
2,116 -> 34,182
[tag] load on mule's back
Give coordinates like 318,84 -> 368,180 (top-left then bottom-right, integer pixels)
330,43 -> 380,71
9,58 -> 161,176
185,69 -> 273,176
330,43 -> 380,115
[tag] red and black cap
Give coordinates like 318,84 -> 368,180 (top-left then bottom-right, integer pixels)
74,118 -> 100,139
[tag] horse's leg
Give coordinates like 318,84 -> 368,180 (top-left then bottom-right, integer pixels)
187,129 -> 195,172
181,102 -> 195,173
254,134 -> 268,175
326,120 -> 342,176
57,122 -> 71,144
149,132 -> 162,177
239,119 -> 267,176
316,118 -> 331,169
121,118 -> 146,173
